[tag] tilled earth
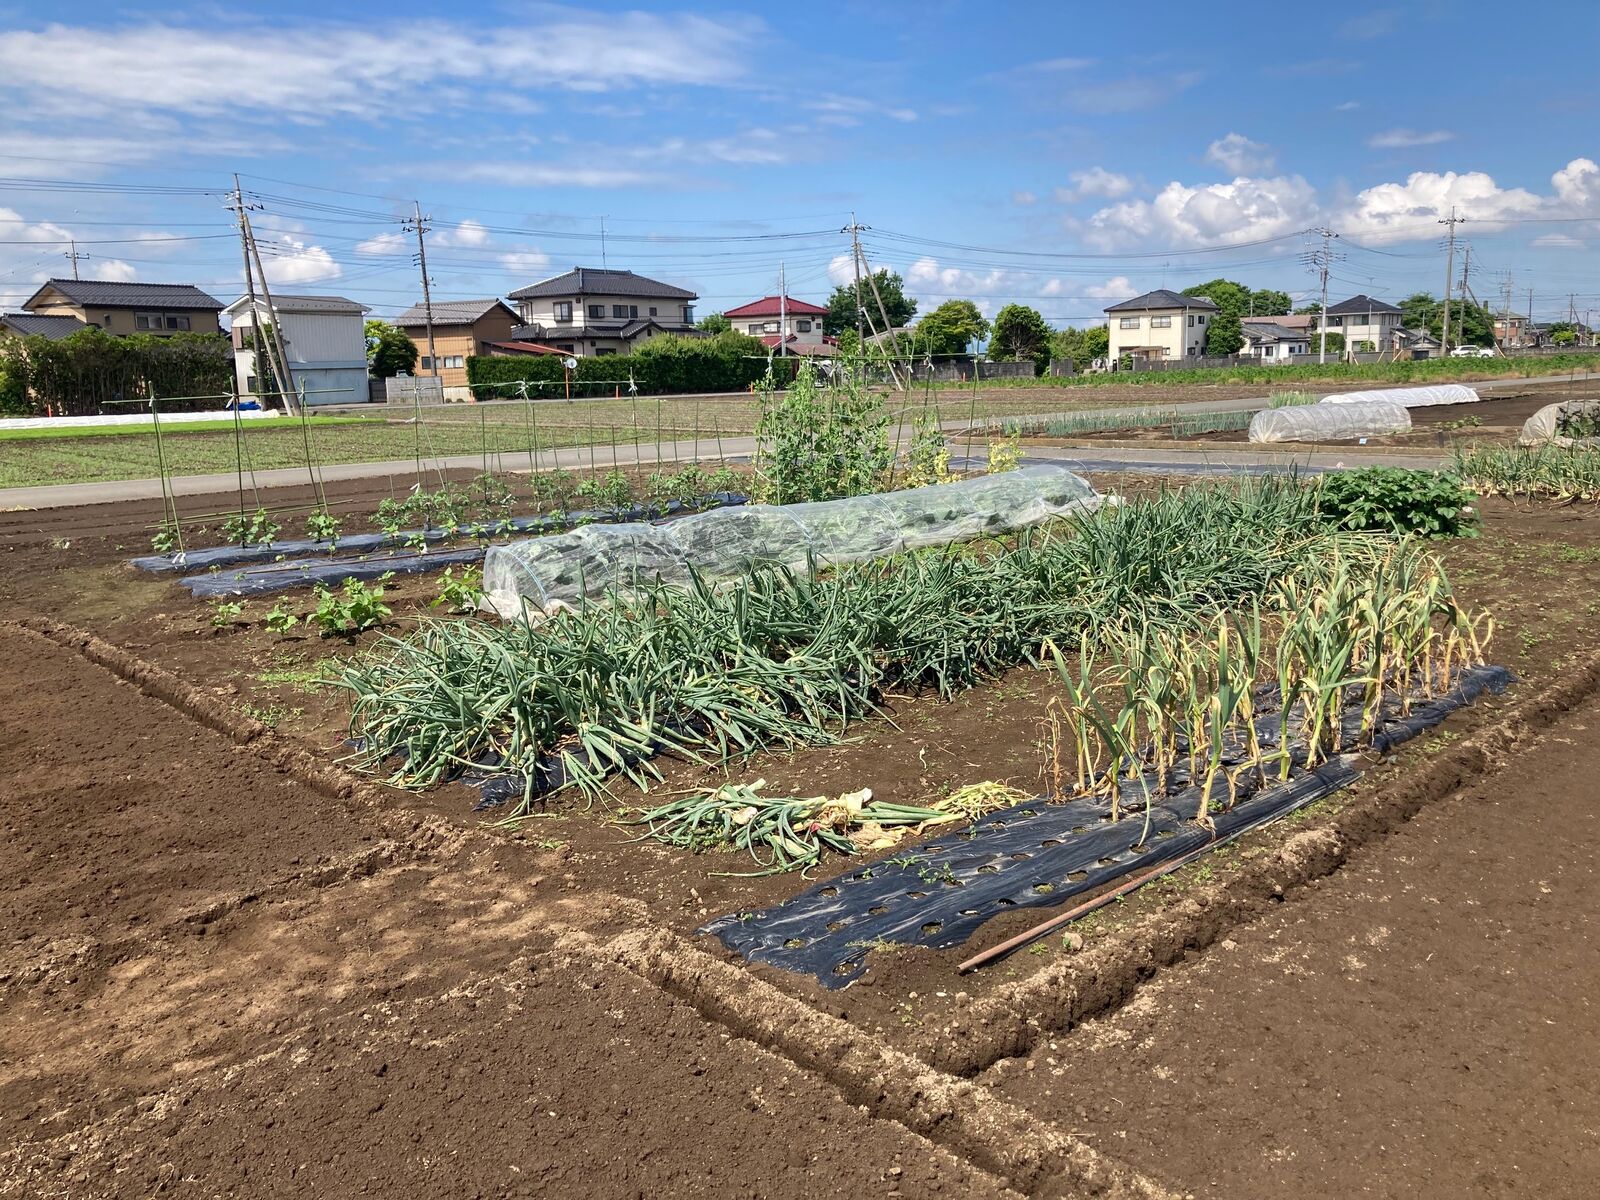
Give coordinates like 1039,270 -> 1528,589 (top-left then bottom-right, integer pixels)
3,474 -> 1600,1197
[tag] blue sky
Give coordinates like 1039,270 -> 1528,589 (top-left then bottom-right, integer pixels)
2,1 -> 1598,326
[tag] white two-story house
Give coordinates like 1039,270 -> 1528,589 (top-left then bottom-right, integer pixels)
1319,294 -> 1403,352
1104,289 -> 1218,363
507,267 -> 697,356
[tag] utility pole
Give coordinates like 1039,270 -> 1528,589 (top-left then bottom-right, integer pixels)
403,202 -> 438,385
227,176 -> 268,402
1456,244 -> 1472,349
1528,287 -> 1535,345
1305,227 -> 1339,364
599,215 -> 608,269
844,214 -> 867,348
1438,206 -> 1464,353
63,239 -> 87,280
232,175 -> 297,413
778,261 -> 787,358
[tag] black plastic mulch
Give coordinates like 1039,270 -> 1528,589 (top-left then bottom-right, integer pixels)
700,665 -> 1512,988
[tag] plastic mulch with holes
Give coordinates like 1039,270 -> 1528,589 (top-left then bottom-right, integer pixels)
701,665 -> 1512,988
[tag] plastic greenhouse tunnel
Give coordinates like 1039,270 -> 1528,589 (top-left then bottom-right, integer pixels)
480,464 -> 1103,618
1249,400 -> 1412,444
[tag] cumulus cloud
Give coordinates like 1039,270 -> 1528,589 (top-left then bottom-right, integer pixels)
434,219 -> 490,248
1335,168 -> 1542,241
1056,166 -> 1134,203
1368,128 -> 1455,149
1084,275 -> 1135,299
0,12 -> 758,121
1080,174 -> 1319,250
1205,133 -> 1274,175
500,249 -> 551,277
256,232 -> 341,285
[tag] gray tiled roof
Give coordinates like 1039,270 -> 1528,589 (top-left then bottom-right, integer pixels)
393,298 -> 515,327
508,268 -> 696,301
1104,288 -> 1219,313
29,278 -> 224,311
0,312 -> 88,339
1325,294 -> 1401,316
227,294 -> 366,316
1241,321 -> 1306,341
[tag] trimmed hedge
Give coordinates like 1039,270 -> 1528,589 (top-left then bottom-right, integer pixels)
0,327 -> 234,416
465,332 -> 800,398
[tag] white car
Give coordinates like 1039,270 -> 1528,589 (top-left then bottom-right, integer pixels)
1448,345 -> 1494,358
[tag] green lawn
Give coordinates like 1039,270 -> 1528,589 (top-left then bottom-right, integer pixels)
0,392 -> 1170,489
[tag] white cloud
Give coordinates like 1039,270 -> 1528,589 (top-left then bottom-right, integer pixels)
803,94 -> 918,124
1334,100 -> 1361,112
0,12 -> 757,121
1552,157 -> 1600,210
1205,133 -> 1274,175
500,249 -> 551,276
458,162 -> 663,188
1012,190 -> 1038,206
92,259 -> 138,282
1084,275 -> 1135,299
257,233 -> 341,285
1056,166 -> 1134,203
354,231 -> 407,257
1367,128 -> 1456,149
1081,174 -> 1319,250
1533,233 -> 1586,249
435,219 -> 490,248
1336,168 -> 1542,242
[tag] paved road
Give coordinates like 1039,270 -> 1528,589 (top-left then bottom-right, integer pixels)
0,372 -> 1576,510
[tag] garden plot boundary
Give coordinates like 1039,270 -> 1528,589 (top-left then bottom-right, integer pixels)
907,643 -> 1600,1077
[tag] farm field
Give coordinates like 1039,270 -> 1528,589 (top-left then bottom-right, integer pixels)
4,443 -> 1600,1196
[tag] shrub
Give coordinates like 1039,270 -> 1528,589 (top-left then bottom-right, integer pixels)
464,331 -> 798,399
312,578 -> 392,636
1316,468 -> 1479,539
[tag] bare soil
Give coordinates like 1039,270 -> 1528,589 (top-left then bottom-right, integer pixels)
4,463 -> 1600,1196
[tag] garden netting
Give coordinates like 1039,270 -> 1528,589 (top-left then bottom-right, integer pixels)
1248,400 -> 1411,444
480,464 -> 1102,617
1321,383 -> 1479,408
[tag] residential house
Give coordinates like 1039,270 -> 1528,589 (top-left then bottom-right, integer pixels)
225,294 -> 369,407
1104,289 -> 1218,362
1239,321 -> 1310,363
722,294 -> 836,355
1394,328 -> 1442,360
392,298 -> 522,396
0,312 -> 91,340
16,278 -> 223,336
1319,295 -> 1402,352
1493,312 -> 1532,347
507,268 -> 697,357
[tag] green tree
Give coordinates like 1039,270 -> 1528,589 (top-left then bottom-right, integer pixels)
696,312 -> 732,334
365,319 -> 418,378
1399,292 -> 1438,334
988,303 -> 1053,363
1204,312 -> 1244,355
1553,329 -> 1578,346
1294,302 -> 1324,316
1249,288 -> 1293,317
1398,292 -> 1494,346
1316,331 -> 1347,355
823,269 -> 917,337
914,299 -> 990,354
1047,324 -> 1110,371
1182,278 -> 1250,317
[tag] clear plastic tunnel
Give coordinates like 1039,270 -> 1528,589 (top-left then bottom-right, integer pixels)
1248,400 -> 1412,444
481,464 -> 1101,617
1321,384 -> 1479,408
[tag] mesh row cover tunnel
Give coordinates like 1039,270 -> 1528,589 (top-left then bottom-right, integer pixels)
1519,400 -> 1600,447
480,464 -> 1102,617
1248,399 -> 1411,444
1320,383 -> 1479,408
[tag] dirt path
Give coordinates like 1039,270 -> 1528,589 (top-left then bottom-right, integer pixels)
986,695 -> 1600,1198
0,627 -> 1016,1198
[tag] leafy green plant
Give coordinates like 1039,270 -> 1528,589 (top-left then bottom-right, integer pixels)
986,434 -> 1021,474
575,470 -> 634,512
312,578 -> 392,636
150,520 -> 180,553
305,510 -> 342,543
431,565 -> 484,613
900,410 -> 954,488
263,601 -> 300,634
221,507 -> 281,547
1268,390 -> 1317,408
1317,468 -> 1479,538
210,599 -> 245,628
755,359 -> 890,504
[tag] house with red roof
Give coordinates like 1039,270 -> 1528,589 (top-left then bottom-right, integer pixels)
722,295 -> 837,356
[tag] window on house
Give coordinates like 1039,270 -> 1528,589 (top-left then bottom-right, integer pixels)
797,319 -> 812,333
595,347 -> 617,356
135,312 -> 163,331
420,356 -> 433,369
556,343 -> 574,353
1262,345 -> 1274,357
554,302 -> 572,322
649,306 -> 658,316
165,315 -> 190,330
1330,316 -> 1342,326
1150,315 -> 1171,328
1187,315 -> 1195,327
587,304 -> 605,319
762,321 -> 779,333
748,324 -> 763,335
1119,316 -> 1140,329
683,306 -> 694,323
612,304 -> 638,319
